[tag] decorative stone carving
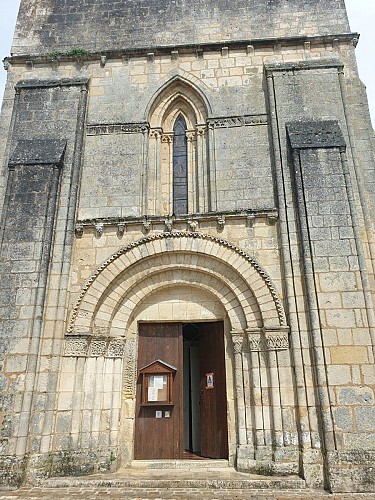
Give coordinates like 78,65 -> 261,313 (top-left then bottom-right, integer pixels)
247,215 -> 256,227
188,220 -> 198,232
90,339 -> 107,357
231,330 -> 246,354
87,122 -> 149,136
161,133 -> 173,143
117,222 -> 126,235
164,218 -> 173,232
106,341 -> 125,358
247,328 -> 290,351
64,336 -> 125,358
149,128 -> 162,140
217,215 -> 225,230
142,218 -> 151,233
65,337 -> 90,357
207,114 -> 268,129
196,125 -> 207,136
95,223 -> 104,237
75,223 -> 84,237
186,131 -> 196,142
123,339 -> 136,398
68,232 -> 287,333
267,213 -> 278,224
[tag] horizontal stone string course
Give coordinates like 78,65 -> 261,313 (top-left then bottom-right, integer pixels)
74,209 -> 279,236
85,114 -> 268,136
86,123 -> 149,135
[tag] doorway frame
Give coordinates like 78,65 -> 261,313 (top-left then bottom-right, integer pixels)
133,320 -> 229,461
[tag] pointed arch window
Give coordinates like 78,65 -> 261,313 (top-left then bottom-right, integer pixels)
146,79 -> 210,216
173,115 -> 188,215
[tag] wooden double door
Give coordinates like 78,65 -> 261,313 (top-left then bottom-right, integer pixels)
134,322 -> 228,460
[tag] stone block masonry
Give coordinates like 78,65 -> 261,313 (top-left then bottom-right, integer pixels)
0,0 -> 374,494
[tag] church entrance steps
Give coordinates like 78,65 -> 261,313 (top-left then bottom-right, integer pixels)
39,466 -> 306,491
131,459 -> 230,469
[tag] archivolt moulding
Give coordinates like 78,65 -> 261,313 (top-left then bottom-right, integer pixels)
68,232 -> 287,334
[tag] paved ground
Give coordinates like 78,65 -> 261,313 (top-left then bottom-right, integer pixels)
1,487 -> 375,499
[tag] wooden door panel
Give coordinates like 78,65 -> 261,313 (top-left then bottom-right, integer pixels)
134,323 -> 182,459
200,321 -> 228,458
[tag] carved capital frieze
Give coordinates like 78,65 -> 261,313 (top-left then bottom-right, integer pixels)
186,131 -> 196,142
149,128 -> 162,140
161,133 -> 173,143
64,335 -> 126,358
246,327 -> 290,352
231,330 -> 247,354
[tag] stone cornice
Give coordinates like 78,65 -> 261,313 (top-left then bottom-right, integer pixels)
3,33 -> 359,68
74,209 -> 279,236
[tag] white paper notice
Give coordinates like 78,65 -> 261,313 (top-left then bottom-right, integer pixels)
154,375 -> 165,389
148,387 -> 158,401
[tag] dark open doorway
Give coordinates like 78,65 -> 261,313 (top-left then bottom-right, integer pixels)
134,321 -> 228,460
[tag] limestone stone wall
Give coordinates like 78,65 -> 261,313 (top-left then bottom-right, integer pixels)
11,0 -> 350,55
0,0 -> 374,493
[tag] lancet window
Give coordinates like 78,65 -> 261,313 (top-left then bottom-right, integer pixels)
146,80 -> 210,216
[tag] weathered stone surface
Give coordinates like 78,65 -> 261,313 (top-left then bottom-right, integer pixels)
11,0 -> 350,55
0,0 -> 374,495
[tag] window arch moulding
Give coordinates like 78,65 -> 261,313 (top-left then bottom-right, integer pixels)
146,80 -> 210,216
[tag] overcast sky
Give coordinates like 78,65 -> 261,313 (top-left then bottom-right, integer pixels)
0,0 -> 374,126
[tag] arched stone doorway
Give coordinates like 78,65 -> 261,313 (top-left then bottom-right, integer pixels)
66,233 -> 294,470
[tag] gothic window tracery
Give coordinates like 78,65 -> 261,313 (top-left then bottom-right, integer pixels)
146,80 -> 210,216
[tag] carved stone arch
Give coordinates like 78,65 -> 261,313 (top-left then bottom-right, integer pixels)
68,233 -> 287,336
146,76 -> 211,214
99,266 -> 249,333
146,74 -> 211,126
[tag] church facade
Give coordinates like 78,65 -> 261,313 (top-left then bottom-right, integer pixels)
0,0 -> 374,492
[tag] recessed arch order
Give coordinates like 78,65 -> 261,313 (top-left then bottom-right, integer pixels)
68,232 -> 287,337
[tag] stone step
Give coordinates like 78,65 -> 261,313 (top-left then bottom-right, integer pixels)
41,469 -> 306,491
131,459 -> 230,469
